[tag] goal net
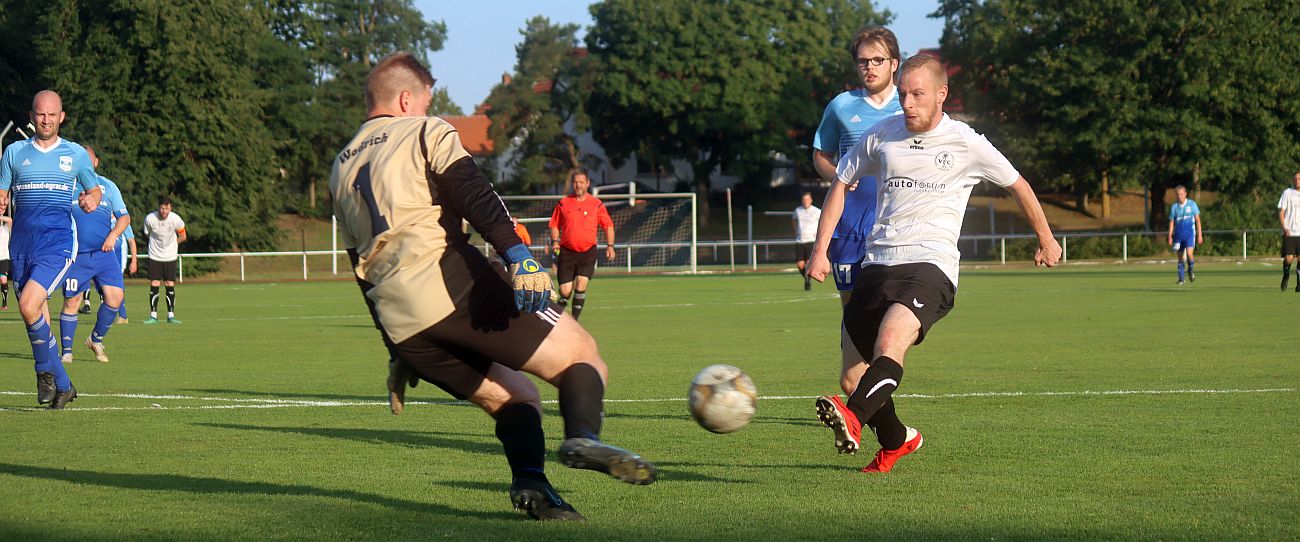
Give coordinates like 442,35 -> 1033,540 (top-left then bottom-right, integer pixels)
500,189 -> 697,273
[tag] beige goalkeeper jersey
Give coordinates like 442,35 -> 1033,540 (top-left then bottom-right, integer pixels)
330,115 -> 510,343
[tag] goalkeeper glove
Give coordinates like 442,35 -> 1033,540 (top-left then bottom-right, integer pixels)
504,244 -> 551,313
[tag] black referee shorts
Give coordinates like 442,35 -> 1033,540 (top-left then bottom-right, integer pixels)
557,246 -> 597,284
843,262 -> 956,356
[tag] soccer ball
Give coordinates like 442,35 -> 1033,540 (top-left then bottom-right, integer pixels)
688,364 -> 757,434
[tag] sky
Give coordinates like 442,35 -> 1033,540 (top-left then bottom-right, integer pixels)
418,0 -> 945,114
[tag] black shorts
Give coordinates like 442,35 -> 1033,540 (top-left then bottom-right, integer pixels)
843,263 -> 956,354
557,246 -> 597,284
795,242 -> 814,262
148,259 -> 178,282
1284,236 -> 1300,257
392,245 -> 561,400
0,259 -> 9,278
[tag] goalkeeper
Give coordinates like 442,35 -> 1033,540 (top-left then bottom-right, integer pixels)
330,52 -> 656,522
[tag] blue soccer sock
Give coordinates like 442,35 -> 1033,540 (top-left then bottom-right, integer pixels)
118,298 -> 128,319
91,303 -> 119,343
59,311 -> 79,356
1177,260 -> 1185,281
1187,259 -> 1195,275
29,316 -> 71,390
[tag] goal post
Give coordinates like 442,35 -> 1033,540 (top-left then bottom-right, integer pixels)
501,191 -> 698,274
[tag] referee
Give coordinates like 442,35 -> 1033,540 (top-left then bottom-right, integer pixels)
548,169 -> 615,320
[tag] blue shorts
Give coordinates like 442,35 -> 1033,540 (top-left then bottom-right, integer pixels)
63,250 -> 125,296
11,254 -> 74,298
828,237 -> 867,291
1172,235 -> 1196,251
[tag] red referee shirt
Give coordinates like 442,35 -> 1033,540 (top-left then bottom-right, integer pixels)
549,194 -> 612,252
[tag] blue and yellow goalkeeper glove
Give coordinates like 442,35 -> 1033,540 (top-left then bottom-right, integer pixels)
504,244 -> 551,313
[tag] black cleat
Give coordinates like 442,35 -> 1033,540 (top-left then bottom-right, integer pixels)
36,372 -> 56,405
1284,277 -> 1291,291
386,357 -> 419,415
558,437 -> 657,485
1188,271 -> 1195,283
78,301 -> 92,314
509,477 -> 585,521
47,383 -> 77,410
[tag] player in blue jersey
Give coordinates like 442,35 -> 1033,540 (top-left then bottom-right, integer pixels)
59,146 -> 131,363
812,26 -> 903,398
114,223 -> 139,323
0,90 -> 104,409
812,26 -> 902,308
1167,185 -> 1202,285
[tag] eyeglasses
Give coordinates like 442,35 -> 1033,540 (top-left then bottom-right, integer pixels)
855,57 -> 891,68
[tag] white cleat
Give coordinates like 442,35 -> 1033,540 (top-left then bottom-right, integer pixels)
60,352 -> 73,364
85,337 -> 109,363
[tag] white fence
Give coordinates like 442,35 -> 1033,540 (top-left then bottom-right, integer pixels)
165,227 -> 1286,282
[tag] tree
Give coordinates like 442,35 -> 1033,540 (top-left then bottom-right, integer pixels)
483,16 -> 597,193
936,0 -> 1300,224
585,0 -> 889,223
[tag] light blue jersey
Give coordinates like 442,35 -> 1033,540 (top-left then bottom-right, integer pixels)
813,88 -> 901,262
0,138 -> 100,258
1169,200 -> 1200,241
73,175 -> 129,253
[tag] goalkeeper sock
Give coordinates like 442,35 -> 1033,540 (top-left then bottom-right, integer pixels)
149,285 -> 160,317
1,280 -> 7,305
165,286 -> 176,318
866,398 -> 907,450
494,402 -> 548,482
59,312 -> 79,356
846,356 -> 903,430
558,362 -> 604,440
571,291 -> 586,320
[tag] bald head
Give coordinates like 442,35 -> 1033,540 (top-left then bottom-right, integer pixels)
30,89 -> 66,143
85,145 -> 100,168
365,52 -> 436,117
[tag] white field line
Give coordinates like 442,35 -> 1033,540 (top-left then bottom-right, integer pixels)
0,387 -> 1292,412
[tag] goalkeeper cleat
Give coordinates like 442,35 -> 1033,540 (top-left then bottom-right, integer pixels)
558,437 -> 657,485
142,317 -> 159,325
85,337 -> 109,363
166,317 -> 182,324
78,301 -> 92,314
386,357 -> 419,415
509,477 -> 585,521
47,383 -> 77,410
861,426 -> 923,473
37,372 -> 56,405
816,395 -> 861,454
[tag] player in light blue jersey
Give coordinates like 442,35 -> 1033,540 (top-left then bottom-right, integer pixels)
115,223 -> 139,322
1167,185 -> 1202,285
0,90 -> 104,409
812,26 -> 902,307
59,147 -> 130,363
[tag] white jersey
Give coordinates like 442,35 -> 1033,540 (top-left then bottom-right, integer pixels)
143,211 -> 186,262
1279,188 -> 1300,237
0,219 -> 9,260
793,205 -> 821,243
836,114 -> 1020,287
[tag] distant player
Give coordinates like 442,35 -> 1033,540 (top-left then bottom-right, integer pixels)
792,192 -> 821,291
812,26 -> 903,303
0,90 -> 104,409
1278,172 -> 1300,291
331,52 -> 655,521
806,55 -> 1061,473
58,146 -> 130,363
0,214 -> 10,310
142,195 -> 186,324
1167,185 -> 1202,285
548,169 -> 615,320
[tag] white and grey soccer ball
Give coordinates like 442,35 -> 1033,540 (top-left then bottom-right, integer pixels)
688,364 -> 757,434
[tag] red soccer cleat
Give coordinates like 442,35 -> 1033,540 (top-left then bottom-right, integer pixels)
862,426 -> 923,473
815,395 -> 861,454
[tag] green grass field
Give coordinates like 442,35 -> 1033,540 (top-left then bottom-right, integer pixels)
1,262 -> 1296,540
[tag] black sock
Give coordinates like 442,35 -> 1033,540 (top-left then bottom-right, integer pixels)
1,282 -> 7,304
165,286 -> 176,314
866,398 -> 907,450
149,285 -> 160,313
557,363 -> 603,440
494,403 -> 548,482
557,295 -> 568,311
571,291 -> 586,320
846,356 -> 904,429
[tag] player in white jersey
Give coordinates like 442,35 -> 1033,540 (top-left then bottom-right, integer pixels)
142,196 -> 186,324
1278,172 -> 1300,291
792,192 -> 821,290
806,55 -> 1062,474
0,213 -> 10,310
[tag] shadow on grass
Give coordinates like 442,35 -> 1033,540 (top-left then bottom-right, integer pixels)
196,422 -> 501,454
0,462 -> 511,521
